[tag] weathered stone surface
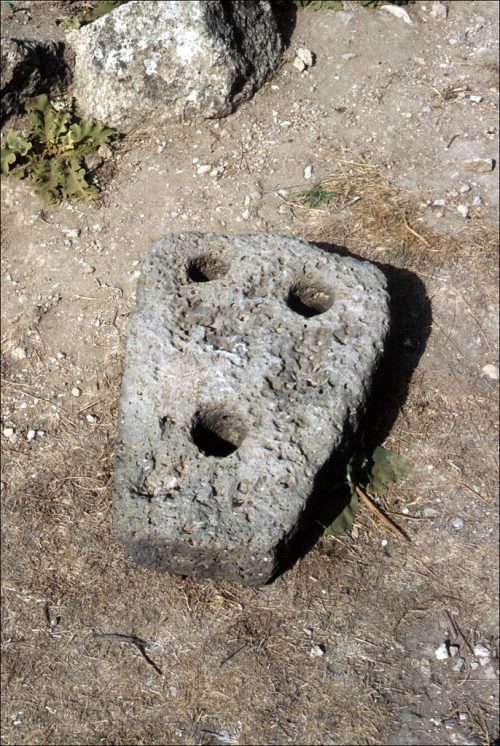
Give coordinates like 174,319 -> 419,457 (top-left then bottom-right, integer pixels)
68,0 -> 283,133
0,37 -> 70,124
114,233 -> 390,585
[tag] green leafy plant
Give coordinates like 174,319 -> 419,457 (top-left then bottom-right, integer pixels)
325,446 -> 413,536
60,0 -> 129,29
1,94 -> 117,204
301,184 -> 338,208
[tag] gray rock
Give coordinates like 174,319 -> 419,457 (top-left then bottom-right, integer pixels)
0,37 -> 71,124
458,157 -> 495,173
68,0 -> 283,133
114,233 -> 389,585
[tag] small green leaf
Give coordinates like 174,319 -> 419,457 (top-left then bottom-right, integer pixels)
60,0 -> 129,28
1,146 -> 17,175
88,0 -> 129,21
62,158 -> 99,201
325,492 -> 359,536
5,131 -> 32,156
367,446 -> 412,497
68,120 -> 116,150
1,131 -> 32,174
60,15 -> 83,29
31,159 -> 65,203
26,95 -> 70,149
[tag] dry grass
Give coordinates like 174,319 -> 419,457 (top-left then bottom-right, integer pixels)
283,155 -> 498,273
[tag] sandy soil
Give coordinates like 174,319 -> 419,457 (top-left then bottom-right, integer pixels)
1,1 -> 499,745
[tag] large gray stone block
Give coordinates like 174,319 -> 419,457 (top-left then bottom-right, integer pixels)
114,233 -> 390,585
68,0 -> 283,133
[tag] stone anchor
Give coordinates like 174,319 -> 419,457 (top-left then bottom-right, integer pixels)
114,233 -> 390,585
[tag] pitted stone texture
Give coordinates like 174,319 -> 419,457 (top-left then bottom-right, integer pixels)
1,37 -> 70,124
114,233 -> 390,585
68,0 -> 283,133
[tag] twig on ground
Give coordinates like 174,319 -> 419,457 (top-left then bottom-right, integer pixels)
94,632 -> 163,676
444,610 -> 475,656
220,642 -> 247,666
354,485 -> 411,542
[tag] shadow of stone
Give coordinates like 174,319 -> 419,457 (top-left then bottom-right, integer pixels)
271,0 -> 298,50
272,243 -> 433,581
1,39 -> 72,126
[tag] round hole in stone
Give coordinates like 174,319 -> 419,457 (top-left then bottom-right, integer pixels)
191,408 -> 247,458
187,255 -> 229,282
287,281 -> 334,318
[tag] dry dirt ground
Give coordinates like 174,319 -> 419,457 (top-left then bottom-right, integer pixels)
1,1 -> 499,745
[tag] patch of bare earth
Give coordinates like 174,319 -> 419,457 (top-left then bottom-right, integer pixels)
1,2 -> 498,745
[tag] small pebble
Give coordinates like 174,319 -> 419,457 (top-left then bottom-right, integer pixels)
26,429 -> 36,441
71,387 -> 82,397
457,204 -> 469,218
458,158 -> 495,173
473,643 -> 491,664
62,227 -> 81,239
380,4 -> 414,24
472,195 -> 482,206
424,507 -> 439,518
452,517 -> 464,529
196,164 -> 211,175
304,165 -> 313,180
381,538 -> 388,547
435,642 -> 449,660
482,364 -> 499,381
453,657 -> 466,672
342,52 -> 357,60
12,346 -> 27,360
248,190 -> 262,203
469,95 -> 483,103
459,184 -> 471,193
86,414 -> 98,424
470,660 -> 479,670
449,644 -> 460,657
310,644 -> 326,658
294,47 -> 314,72
3,427 -> 15,437
97,144 -> 112,159
429,1 -> 448,19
